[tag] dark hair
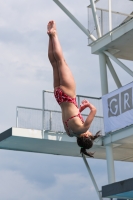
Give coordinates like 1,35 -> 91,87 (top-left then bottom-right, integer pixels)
77,131 -> 101,158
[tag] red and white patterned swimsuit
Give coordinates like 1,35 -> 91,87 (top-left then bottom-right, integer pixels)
54,87 -> 84,137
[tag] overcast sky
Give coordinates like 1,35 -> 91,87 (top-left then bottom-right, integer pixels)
0,0 -> 133,199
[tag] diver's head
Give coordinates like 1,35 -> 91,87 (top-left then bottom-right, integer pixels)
77,130 -> 101,158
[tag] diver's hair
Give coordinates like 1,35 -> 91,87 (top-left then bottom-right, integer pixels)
77,131 -> 101,158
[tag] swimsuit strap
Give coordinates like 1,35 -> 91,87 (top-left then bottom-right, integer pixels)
64,112 -> 84,137
64,112 -> 84,128
78,112 -> 84,123
64,115 -> 78,127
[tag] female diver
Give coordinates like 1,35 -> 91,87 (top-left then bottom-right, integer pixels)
47,20 -> 100,157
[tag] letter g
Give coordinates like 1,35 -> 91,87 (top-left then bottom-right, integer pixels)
109,98 -> 118,115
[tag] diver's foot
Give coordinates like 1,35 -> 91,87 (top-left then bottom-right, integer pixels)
47,20 -> 56,36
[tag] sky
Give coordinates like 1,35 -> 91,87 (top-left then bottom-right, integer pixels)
0,0 -> 133,199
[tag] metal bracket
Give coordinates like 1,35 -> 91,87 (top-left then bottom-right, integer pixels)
82,153 -> 103,200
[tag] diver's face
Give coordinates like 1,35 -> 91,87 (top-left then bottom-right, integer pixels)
80,130 -> 93,138
80,131 -> 90,138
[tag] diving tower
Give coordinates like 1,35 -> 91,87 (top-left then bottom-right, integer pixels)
1,0 -> 133,200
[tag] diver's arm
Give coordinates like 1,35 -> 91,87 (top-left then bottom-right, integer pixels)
74,102 -> 97,135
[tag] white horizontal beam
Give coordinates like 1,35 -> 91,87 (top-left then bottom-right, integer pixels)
90,7 -> 133,17
53,0 -> 96,41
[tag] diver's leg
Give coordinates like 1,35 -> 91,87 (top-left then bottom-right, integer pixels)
48,30 -> 60,88
48,20 -> 76,97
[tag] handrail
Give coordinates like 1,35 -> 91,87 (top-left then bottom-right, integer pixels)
16,91 -> 103,131
77,95 -> 101,100
87,6 -> 133,18
17,106 -> 61,113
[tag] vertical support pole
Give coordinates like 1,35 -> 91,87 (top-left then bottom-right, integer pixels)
108,0 -> 112,31
106,145 -> 115,183
82,154 -> 103,200
99,53 -> 108,95
16,107 -> 18,128
101,10 -> 103,36
99,53 -> 115,185
90,0 -> 101,38
77,95 -> 80,108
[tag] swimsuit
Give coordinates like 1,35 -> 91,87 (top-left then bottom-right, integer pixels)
54,87 -> 78,107
54,87 -> 84,137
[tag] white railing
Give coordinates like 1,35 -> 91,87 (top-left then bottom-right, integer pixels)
88,3 -> 133,43
16,106 -> 104,134
16,90 -> 104,134
16,106 -> 64,131
42,90 -> 103,114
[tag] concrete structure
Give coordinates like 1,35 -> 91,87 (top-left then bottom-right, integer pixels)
0,125 -> 133,161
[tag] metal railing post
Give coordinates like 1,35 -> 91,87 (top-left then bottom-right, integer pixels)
90,0 -> 101,38
50,111 -> 52,130
42,90 -> 45,130
16,107 -> 18,128
108,0 -> 112,31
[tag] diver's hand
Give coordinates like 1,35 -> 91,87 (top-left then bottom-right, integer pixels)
79,100 -> 96,113
79,100 -> 90,112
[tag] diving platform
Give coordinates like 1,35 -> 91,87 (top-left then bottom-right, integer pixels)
90,18 -> 133,61
0,127 -> 101,157
102,178 -> 133,199
0,125 -> 133,161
